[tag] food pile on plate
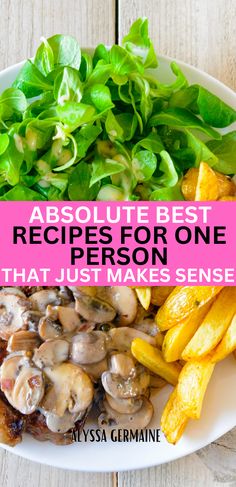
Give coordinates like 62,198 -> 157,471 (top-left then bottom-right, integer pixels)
0,284 -> 235,446
0,18 -> 235,203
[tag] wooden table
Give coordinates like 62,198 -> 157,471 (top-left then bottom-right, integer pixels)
0,1 -> 236,485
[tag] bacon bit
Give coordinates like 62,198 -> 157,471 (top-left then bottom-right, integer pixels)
28,375 -> 41,389
1,378 -> 15,391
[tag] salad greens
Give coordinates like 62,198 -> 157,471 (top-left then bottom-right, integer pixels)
0,17 -> 235,201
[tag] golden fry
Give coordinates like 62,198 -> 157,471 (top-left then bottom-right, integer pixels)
182,287 -> 236,360
219,196 -> 236,201
135,287 -> 151,310
162,301 -> 212,362
151,286 -> 175,306
131,338 -> 181,386
195,162 -> 219,201
161,388 -> 188,444
182,166 -> 235,201
211,314 -> 236,363
156,332 -> 164,349
181,168 -> 199,200
176,358 -> 215,419
156,286 -> 223,331
216,172 -> 236,198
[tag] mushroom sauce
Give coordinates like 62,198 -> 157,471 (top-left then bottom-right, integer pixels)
0,286 -> 163,446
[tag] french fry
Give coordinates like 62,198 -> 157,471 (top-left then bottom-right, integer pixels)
151,286 -> 175,306
162,301 -> 213,362
131,338 -> 181,386
181,167 -> 199,200
219,196 -> 236,201
182,287 -> 236,360
156,332 -> 164,348
182,166 -> 235,201
135,287 -> 151,310
211,314 -> 236,363
195,162 -> 219,201
176,358 -> 215,419
156,286 -> 223,331
161,388 -> 189,444
216,172 -> 236,198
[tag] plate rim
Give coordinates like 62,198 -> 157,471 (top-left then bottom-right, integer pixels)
0,53 -> 236,472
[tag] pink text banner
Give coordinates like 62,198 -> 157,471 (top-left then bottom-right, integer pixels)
0,201 -> 235,286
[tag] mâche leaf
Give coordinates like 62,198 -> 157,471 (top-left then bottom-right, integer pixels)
0,88 -> 27,114
68,161 -> 100,200
0,184 -> 46,200
75,124 -> 102,160
90,155 -> 125,186
150,184 -> 184,201
54,67 -> 83,104
35,34 -> 81,73
13,60 -> 53,97
0,133 -> 9,155
34,37 -> 54,76
132,150 -> 157,181
57,102 -> 96,131
85,84 -> 114,112
122,17 -> 158,69
149,108 -> 221,139
207,131 -> 236,173
153,150 -> 179,187
0,136 -> 24,185
197,86 -> 236,128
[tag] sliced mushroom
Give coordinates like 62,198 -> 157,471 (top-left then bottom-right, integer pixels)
7,331 -> 41,352
101,366 -> 150,399
22,309 -> 43,331
69,286 -> 96,297
108,327 -> 156,352
149,375 -> 167,390
105,393 -> 143,414
98,397 -> 153,432
0,355 -> 44,414
0,287 -> 26,298
43,410 -> 79,434
133,320 -> 158,337
45,305 -> 58,321
20,286 -> 44,297
0,292 -> 30,340
96,287 -> 138,325
81,357 -> 108,381
49,305 -> 81,332
38,317 -> 62,341
71,331 -> 107,364
58,286 -> 74,304
33,339 -> 69,368
75,293 -> 116,323
109,353 -> 136,379
43,362 -> 94,416
29,289 -> 60,312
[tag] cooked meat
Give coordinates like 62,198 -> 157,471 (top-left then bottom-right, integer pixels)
0,394 -> 24,446
25,409 -> 88,445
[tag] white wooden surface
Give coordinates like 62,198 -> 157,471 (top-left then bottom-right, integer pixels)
0,1 -> 236,486
118,0 -> 236,90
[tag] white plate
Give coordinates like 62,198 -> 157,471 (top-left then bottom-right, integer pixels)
0,55 -> 236,472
